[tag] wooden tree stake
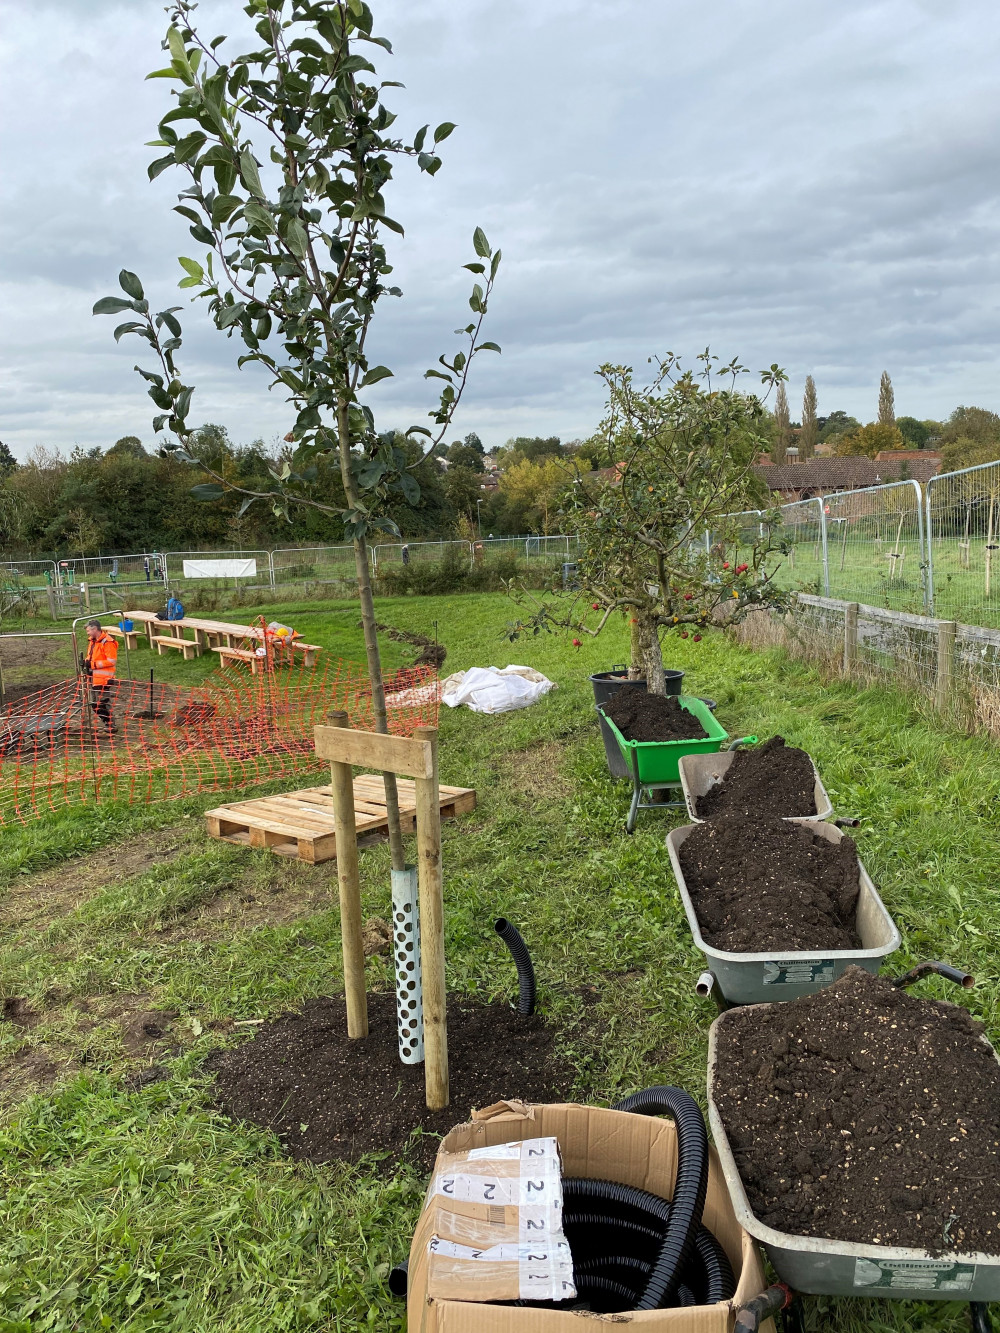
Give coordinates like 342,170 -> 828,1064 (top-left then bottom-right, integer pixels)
414,725 -> 449,1110
327,709 -> 368,1039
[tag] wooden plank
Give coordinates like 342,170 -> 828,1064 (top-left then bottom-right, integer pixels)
414,726 -> 448,1110
314,724 -> 434,779
330,756 -> 367,1038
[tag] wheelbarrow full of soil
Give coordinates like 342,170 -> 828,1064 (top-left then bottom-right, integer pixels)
666,819 -> 900,1005
678,744 -> 834,824
705,968 -> 1000,1310
599,694 -> 748,832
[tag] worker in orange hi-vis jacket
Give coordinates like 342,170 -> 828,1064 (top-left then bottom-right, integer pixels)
83,619 -> 118,734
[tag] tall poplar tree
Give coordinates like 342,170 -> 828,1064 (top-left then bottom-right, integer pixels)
878,371 -> 896,428
772,382 -> 791,463
800,375 -> 817,459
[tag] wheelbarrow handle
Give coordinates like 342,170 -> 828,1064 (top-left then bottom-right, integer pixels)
727,735 -> 757,751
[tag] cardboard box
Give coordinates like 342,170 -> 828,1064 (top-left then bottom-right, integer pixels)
407,1101 -> 776,1332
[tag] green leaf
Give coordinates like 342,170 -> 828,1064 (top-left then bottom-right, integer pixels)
113,322 -> 146,343
413,125 -> 428,153
211,195 -> 242,226
434,122 -> 456,144
468,283 -> 484,313
472,227 -> 491,258
424,368 -> 453,382
239,149 -> 264,199
174,387 -> 193,420
178,256 -> 204,281
148,154 -> 176,181
237,494 -> 256,516
283,217 -> 309,259
360,365 -> 393,388
191,483 -> 225,501
145,67 -> 178,80
244,200 -> 275,234
93,296 -> 133,315
166,27 -> 188,64
476,341 -> 501,353
381,215 -> 404,235
463,262 -> 485,275
398,472 -> 420,503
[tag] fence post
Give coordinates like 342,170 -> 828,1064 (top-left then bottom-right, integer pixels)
924,480 -> 935,616
46,586 -> 57,620
817,497 -> 830,596
268,551 -> 275,591
935,620 -> 957,712
843,602 -> 859,673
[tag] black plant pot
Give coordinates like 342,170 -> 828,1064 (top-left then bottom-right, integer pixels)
589,666 -> 685,779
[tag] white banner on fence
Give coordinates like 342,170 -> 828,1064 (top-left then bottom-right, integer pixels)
182,558 -> 257,579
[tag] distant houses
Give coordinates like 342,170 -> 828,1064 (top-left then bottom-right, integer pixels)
754,451 -> 942,502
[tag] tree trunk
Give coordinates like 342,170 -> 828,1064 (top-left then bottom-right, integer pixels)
634,613 -> 666,694
337,400 -> 406,872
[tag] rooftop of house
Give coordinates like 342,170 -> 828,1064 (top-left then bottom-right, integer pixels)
755,454 -> 941,492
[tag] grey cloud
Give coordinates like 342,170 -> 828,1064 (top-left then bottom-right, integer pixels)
3,0 -> 1000,459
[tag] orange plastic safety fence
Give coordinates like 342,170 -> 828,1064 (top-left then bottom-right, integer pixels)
0,658 -> 440,826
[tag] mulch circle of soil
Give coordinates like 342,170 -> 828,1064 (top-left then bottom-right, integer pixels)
677,814 -> 861,952
211,992 -> 573,1169
603,691 -> 706,743
697,736 -> 817,819
713,966 -> 1000,1254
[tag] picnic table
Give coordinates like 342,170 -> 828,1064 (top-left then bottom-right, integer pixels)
120,611 -> 320,667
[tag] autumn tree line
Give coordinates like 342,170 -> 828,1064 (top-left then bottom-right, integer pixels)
3,381 -> 1000,560
766,371 -> 1000,473
0,428 -> 597,561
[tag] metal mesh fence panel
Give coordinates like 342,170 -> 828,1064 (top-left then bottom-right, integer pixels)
926,461 -> 1000,629
823,479 -> 924,613
0,560 -> 57,590
772,497 -> 827,595
271,545 -> 356,585
371,540 -> 472,568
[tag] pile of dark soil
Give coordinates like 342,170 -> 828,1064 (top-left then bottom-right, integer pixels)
678,815 -> 860,952
603,691 -> 706,743
372,620 -> 447,669
713,967 -> 1000,1253
696,736 -> 817,819
212,992 -> 572,1169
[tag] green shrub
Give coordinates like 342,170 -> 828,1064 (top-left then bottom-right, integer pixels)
375,551 -> 552,596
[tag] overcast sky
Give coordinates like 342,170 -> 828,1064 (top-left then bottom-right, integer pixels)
2,0 -> 999,460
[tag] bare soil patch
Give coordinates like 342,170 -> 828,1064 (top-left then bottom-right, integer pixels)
713,967 -> 1000,1253
678,815 -> 860,952
696,736 -> 817,819
212,992 -> 573,1169
603,692 -> 706,742
2,825 -> 194,934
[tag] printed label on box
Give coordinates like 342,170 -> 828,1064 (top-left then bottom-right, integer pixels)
763,959 -> 836,986
853,1258 -> 976,1292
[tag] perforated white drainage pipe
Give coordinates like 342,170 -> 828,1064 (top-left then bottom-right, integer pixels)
391,866 -> 424,1063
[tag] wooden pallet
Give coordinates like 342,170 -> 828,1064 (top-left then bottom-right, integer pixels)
204,775 -> 477,863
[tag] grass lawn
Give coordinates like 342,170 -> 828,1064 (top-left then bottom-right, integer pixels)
3,591 -> 1000,1331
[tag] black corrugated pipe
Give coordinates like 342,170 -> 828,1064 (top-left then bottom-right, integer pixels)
610,1086 -> 709,1310
387,1259 -> 408,1298
494,918 -> 536,1016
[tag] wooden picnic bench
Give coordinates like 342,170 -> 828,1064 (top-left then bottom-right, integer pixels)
152,634 -> 200,660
